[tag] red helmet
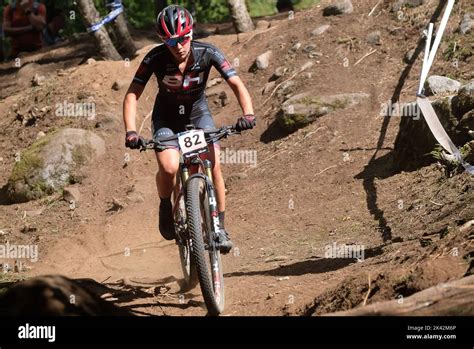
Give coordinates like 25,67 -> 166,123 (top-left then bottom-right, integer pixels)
156,5 -> 194,39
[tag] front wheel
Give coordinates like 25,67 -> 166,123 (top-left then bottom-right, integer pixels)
173,176 -> 198,292
186,176 -> 225,315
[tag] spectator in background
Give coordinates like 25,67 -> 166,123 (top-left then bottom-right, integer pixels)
42,8 -> 65,46
2,0 -> 46,57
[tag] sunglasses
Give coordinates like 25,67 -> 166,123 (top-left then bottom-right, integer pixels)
164,34 -> 191,47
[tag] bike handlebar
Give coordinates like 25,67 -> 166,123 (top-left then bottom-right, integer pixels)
139,125 -> 241,152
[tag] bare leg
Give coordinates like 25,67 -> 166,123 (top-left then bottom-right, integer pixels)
155,149 -> 180,198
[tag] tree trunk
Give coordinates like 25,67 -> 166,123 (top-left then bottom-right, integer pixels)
76,0 -> 122,61
325,275 -> 474,316
227,0 -> 254,33
154,0 -> 168,18
111,12 -> 137,57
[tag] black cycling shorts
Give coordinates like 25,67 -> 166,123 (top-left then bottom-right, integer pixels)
151,96 -> 219,149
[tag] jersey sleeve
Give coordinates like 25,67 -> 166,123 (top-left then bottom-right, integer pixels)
208,45 -> 237,80
133,51 -> 155,86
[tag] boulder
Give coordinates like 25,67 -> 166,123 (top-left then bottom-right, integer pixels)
323,0 -> 354,16
7,129 -> 105,203
278,92 -> 369,132
425,75 -> 461,96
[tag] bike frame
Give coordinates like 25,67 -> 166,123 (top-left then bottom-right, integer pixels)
172,150 -> 219,247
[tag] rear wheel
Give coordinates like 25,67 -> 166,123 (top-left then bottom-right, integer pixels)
186,176 -> 225,315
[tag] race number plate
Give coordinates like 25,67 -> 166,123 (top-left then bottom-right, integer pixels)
178,130 -> 207,156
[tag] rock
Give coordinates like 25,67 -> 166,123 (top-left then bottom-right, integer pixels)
20,225 -> 37,234
279,92 -> 369,132
95,114 -> 119,130
36,131 -> 46,140
366,31 -> 381,46
265,255 -> 289,263
277,276 -> 290,281
308,51 -> 323,58
425,75 -> 461,96
301,61 -> 314,71
108,197 -> 126,212
32,73 -> 45,87
0,157 -> 3,163
405,0 -> 425,6
460,140 -> 474,165
276,80 -> 297,99
388,25 -> 404,35
24,209 -> 43,217
112,79 -> 129,91
255,50 -> 273,70
206,77 -> 223,88
404,48 -> 416,63
56,69 -> 68,76
273,66 -> 288,78
7,128 -> 105,203
262,81 -> 276,95
392,92 -> 472,171
218,91 -> 229,107
290,42 -> 302,52
126,192 -> 144,204
392,0 -> 425,12
452,81 -> 474,117
323,0 -> 353,16
303,44 -> 317,54
86,58 -> 96,65
311,24 -> 330,36
256,20 -> 270,30
16,63 -> 40,87
63,186 -> 81,204
459,13 -> 473,34
459,219 -> 474,233
457,110 -> 474,136
0,275 -> 131,315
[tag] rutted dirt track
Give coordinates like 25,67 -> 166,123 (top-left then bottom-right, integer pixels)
0,0 -> 473,316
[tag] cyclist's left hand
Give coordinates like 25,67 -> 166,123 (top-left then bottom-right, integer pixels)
236,114 -> 256,131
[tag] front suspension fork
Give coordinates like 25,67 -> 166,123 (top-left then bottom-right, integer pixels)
203,160 -> 220,238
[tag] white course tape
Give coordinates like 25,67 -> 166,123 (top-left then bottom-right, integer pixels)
425,0 -> 455,78
418,23 -> 433,94
416,0 -> 473,174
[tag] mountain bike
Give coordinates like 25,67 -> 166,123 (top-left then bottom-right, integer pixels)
139,124 -> 240,316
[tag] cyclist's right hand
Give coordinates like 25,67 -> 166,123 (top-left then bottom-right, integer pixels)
125,131 -> 145,149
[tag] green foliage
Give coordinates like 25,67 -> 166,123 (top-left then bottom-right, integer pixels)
248,0 -> 278,17
1,0 -> 322,41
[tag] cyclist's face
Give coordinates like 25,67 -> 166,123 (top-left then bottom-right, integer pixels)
166,35 -> 192,62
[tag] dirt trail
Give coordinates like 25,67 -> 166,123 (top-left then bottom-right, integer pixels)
0,0 -> 472,316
